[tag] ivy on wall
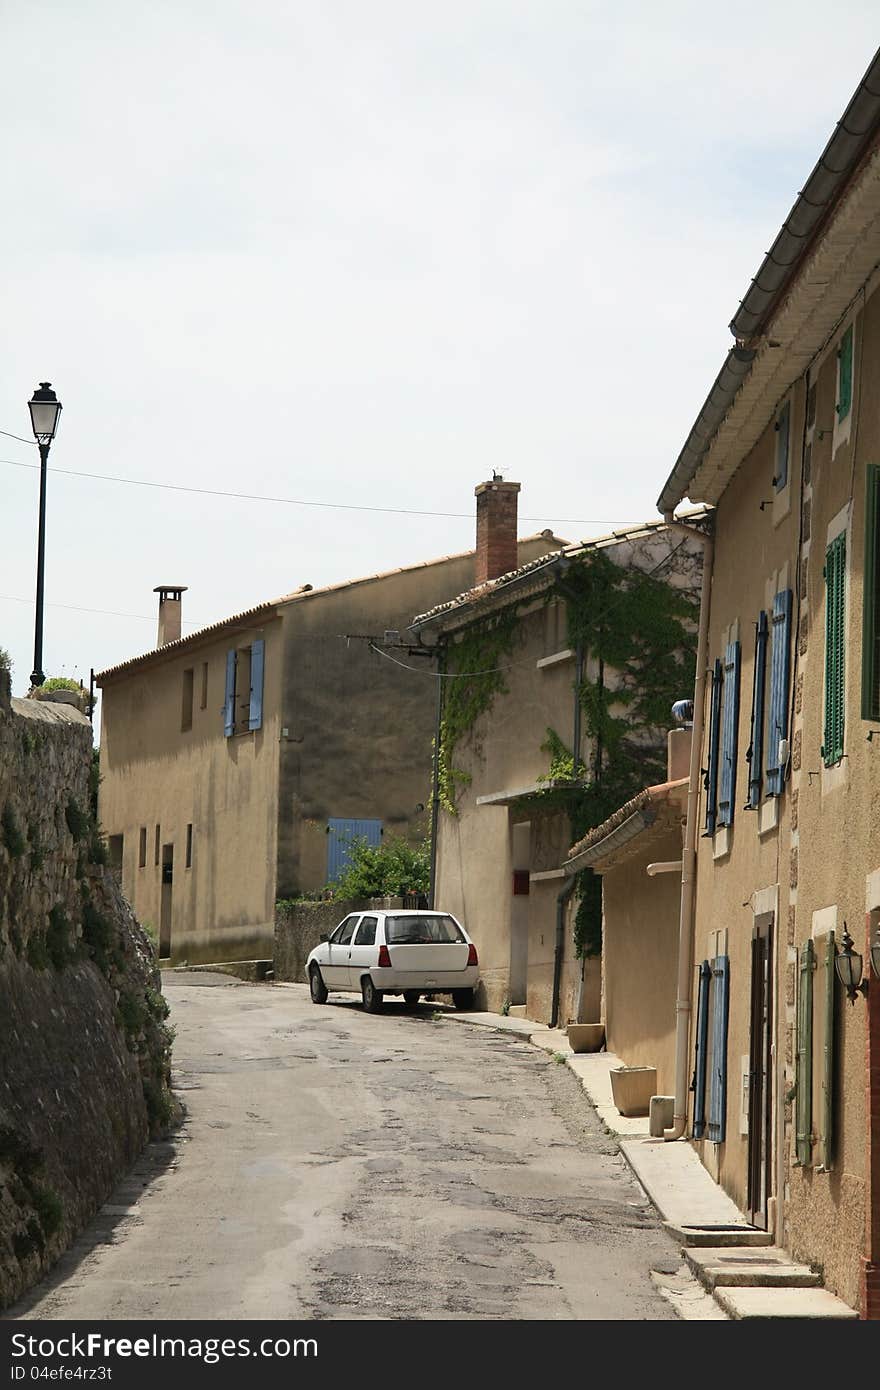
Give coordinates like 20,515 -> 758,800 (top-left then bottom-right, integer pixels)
437,608 -> 519,813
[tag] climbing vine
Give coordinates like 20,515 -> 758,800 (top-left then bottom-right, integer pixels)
437,609 -> 519,813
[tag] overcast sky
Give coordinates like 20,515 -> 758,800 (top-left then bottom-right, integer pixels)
2,2 -> 878,711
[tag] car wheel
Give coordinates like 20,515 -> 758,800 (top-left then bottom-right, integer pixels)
309,966 -> 328,1005
402,990 -> 421,1007
361,976 -> 384,1013
452,988 -> 475,1010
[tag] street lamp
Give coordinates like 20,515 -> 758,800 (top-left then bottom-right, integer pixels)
27,382 -> 62,688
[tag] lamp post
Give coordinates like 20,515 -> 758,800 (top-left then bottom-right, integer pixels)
28,382 -> 62,688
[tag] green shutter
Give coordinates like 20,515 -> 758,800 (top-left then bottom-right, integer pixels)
795,939 -> 814,1167
863,466 -> 880,721
817,932 -> 835,1172
837,326 -> 853,420
823,534 -> 846,766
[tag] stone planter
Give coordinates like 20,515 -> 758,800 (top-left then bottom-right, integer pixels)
566,1023 -> 605,1053
609,1065 -> 657,1118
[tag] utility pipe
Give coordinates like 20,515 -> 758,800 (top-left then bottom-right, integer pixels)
662,514 -> 714,1142
428,644 -> 445,909
646,861 -> 683,876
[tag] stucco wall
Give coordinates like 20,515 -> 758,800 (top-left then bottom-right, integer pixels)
99,617 -> 283,964
689,275 -> 880,1310
0,674 -> 172,1309
601,831 -> 681,1095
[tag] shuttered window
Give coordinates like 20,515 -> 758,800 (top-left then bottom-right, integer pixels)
836,326 -> 853,421
795,939 -> 814,1167
223,650 -> 236,737
817,932 -> 835,1172
707,955 -> 730,1144
823,534 -> 846,766
774,401 -> 790,491
248,639 -> 265,731
746,612 -> 768,809
704,659 -> 723,835
765,589 -> 792,796
863,466 -> 880,721
718,642 -> 741,827
692,960 -> 711,1139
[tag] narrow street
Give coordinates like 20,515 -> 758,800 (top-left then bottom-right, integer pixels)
11,975 -> 681,1321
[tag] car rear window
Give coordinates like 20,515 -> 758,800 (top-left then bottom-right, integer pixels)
384,915 -> 465,944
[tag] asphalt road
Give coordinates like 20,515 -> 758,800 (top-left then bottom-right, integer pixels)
10,975 -> 682,1321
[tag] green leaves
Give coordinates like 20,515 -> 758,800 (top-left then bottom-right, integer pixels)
329,835 -> 430,900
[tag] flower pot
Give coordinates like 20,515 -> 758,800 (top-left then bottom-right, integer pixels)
566,1023 -> 605,1053
609,1066 -> 657,1118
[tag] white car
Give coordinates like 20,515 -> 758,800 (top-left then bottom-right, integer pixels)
306,909 -> 479,1013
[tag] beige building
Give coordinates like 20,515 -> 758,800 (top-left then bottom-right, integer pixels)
656,49 -> 880,1316
96,515 -> 562,965
409,486 -> 705,1024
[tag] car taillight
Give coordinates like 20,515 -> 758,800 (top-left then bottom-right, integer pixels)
467,943 -> 478,967
378,944 -> 391,968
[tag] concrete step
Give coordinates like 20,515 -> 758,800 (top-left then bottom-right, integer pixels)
714,1286 -> 858,1319
665,1221 -> 774,1248
507,1005 -> 528,1018
684,1245 -> 821,1289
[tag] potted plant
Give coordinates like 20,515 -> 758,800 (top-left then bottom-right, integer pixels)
566,1022 -> 605,1053
609,1065 -> 657,1117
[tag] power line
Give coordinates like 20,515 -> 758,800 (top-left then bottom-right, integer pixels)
0,592 -> 201,625
0,455 -> 621,528
0,429 -> 36,446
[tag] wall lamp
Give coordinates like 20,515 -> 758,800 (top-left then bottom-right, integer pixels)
835,922 -> 880,1004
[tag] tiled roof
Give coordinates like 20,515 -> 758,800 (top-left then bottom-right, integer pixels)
409,507 -> 711,630
565,778 -> 688,870
95,532 -> 568,683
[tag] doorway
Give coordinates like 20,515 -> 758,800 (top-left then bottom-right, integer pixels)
747,914 -> 774,1227
159,843 -> 174,958
509,822 -> 530,1005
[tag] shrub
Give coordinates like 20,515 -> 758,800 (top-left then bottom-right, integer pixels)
65,800 -> 90,842
328,835 -> 430,900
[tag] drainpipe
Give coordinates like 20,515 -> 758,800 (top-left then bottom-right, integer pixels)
428,643 -> 445,910
661,513 -> 714,1141
550,876 -> 577,1030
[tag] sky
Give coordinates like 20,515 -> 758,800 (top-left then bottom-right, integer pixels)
2,1 -> 878,718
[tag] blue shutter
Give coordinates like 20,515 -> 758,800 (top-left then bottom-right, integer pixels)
774,402 -> 790,490
692,960 -> 711,1139
765,589 -> 792,796
248,639 -> 265,731
327,817 -> 383,881
704,659 -> 723,835
707,955 -> 730,1144
717,641 -> 741,828
223,650 -> 236,737
746,612 -> 768,809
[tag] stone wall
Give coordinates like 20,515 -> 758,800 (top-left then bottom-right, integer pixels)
0,670 -> 174,1309
274,897 -> 403,982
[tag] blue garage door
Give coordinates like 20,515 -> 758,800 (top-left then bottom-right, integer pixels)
327,818 -> 383,881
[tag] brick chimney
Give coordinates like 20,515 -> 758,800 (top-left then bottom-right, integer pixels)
154,586 -> 187,647
474,477 -> 521,586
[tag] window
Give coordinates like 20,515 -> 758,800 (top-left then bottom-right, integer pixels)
385,914 -> 466,944
354,917 -> 377,945
108,834 -> 124,884
765,590 -> 792,797
185,823 -> 193,869
704,660 -> 723,835
717,641 -> 741,828
330,917 -> 358,945
181,668 -> 194,732
823,533 -> 846,765
200,661 -> 208,711
863,466 -> 880,721
223,639 -> 264,736
154,824 -> 161,866
138,827 -> 147,868
692,956 -> 730,1143
774,401 -> 790,491
745,613 -> 768,809
836,326 -> 853,421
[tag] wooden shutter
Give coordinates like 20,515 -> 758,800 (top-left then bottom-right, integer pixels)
704,659 -> 723,835
837,326 -> 853,420
862,466 -> 880,721
746,612 -> 768,809
795,939 -> 814,1167
718,642 -> 741,827
223,650 -> 236,738
817,932 -> 835,1172
692,960 -> 711,1139
765,589 -> 792,796
774,401 -> 790,490
708,955 -> 730,1144
248,638 -> 265,731
823,535 -> 846,766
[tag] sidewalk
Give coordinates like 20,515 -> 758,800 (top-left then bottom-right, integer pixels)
442,1006 -> 858,1320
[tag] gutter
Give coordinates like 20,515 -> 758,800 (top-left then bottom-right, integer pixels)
661,514 -> 714,1143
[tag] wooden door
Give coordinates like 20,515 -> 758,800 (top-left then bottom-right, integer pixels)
747,917 -> 773,1226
